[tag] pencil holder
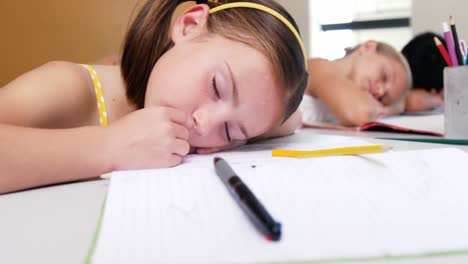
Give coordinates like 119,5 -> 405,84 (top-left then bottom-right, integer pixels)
444,66 -> 468,138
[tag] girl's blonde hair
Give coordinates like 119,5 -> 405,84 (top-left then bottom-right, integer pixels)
121,0 -> 308,121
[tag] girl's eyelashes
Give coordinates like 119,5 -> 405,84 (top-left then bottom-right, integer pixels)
224,122 -> 231,142
212,75 -> 230,142
382,69 -> 389,83
212,76 -> 221,98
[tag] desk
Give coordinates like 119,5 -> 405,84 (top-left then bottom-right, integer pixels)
1,128 -> 468,264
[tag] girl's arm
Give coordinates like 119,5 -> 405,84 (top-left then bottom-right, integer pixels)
0,107 -> 191,194
307,59 -> 383,126
405,89 -> 444,112
0,61 -> 107,193
0,62 -> 191,193
0,124 -> 111,193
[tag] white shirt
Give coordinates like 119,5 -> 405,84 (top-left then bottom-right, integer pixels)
299,94 -> 337,124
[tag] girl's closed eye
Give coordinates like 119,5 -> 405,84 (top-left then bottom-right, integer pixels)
211,74 -> 231,142
383,72 -> 389,84
224,122 -> 231,142
212,76 -> 221,98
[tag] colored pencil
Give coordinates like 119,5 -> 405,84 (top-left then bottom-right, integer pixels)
443,21 -> 459,66
450,16 -> 464,65
460,39 -> 467,58
434,37 -> 452,66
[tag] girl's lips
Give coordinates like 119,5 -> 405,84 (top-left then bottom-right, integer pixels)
368,80 -> 381,99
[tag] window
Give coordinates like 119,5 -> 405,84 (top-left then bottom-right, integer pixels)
309,0 -> 412,59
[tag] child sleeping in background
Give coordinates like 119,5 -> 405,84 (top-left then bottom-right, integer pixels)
300,40 -> 412,127
402,32 -> 446,112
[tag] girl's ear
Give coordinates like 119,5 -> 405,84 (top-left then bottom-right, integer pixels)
171,4 -> 210,44
356,40 -> 378,55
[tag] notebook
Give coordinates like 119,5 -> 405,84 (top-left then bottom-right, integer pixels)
89,134 -> 468,263
303,113 -> 444,137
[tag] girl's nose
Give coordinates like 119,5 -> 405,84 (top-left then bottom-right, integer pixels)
374,83 -> 385,98
377,86 -> 384,97
192,108 -> 220,137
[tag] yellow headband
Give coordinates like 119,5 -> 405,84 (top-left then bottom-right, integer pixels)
207,2 -> 308,70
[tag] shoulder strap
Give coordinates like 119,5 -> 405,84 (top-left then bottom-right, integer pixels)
81,64 -> 108,126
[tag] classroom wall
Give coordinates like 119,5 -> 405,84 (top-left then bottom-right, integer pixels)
0,0 -> 140,87
0,1 -> 310,87
412,0 -> 468,38
276,0 -> 310,55
308,0 -> 412,59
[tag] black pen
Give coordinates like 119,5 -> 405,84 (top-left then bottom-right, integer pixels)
214,157 -> 282,241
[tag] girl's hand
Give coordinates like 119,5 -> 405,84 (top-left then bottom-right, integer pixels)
106,106 -> 193,170
375,97 -> 406,120
368,97 -> 386,121
405,89 -> 444,112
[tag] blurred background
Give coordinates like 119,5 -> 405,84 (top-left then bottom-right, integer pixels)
0,0 -> 140,86
0,0 -> 467,87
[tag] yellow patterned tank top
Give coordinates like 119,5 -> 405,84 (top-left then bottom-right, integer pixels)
81,64 -> 108,126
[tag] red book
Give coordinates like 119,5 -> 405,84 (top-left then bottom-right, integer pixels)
303,114 -> 444,137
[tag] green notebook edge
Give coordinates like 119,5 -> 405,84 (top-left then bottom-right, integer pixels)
378,137 -> 468,145
84,196 -> 107,264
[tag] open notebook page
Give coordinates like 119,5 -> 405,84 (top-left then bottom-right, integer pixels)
92,147 -> 468,263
